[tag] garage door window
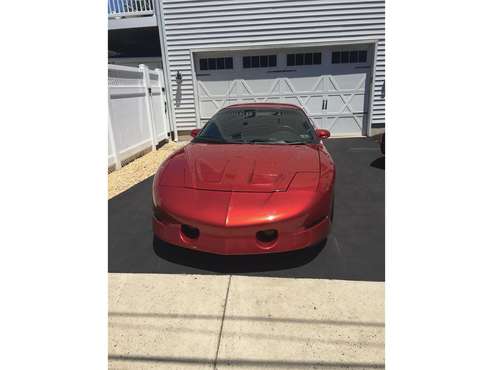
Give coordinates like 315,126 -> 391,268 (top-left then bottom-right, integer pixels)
286,52 -> 322,66
199,57 -> 233,71
243,55 -> 277,68
332,50 -> 367,64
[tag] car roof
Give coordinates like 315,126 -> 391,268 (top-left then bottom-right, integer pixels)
224,102 -> 303,110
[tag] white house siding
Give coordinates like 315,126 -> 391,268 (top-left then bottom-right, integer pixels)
159,0 -> 385,133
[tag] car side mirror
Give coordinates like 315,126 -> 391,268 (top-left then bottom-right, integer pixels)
315,129 -> 330,139
190,128 -> 201,138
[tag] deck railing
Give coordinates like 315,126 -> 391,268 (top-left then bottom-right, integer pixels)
108,0 -> 154,18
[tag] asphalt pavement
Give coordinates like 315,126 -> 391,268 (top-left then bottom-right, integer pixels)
108,137 -> 385,281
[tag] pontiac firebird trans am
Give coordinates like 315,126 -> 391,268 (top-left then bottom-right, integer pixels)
152,103 -> 335,255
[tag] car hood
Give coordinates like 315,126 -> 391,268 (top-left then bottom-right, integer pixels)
159,143 -> 320,192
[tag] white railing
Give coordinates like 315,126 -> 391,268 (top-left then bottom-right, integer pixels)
108,0 -> 154,19
108,64 -> 177,170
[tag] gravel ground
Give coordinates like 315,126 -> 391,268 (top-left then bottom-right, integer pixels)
108,140 -> 188,199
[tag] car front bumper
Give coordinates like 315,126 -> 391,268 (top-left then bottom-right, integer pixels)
153,215 -> 330,255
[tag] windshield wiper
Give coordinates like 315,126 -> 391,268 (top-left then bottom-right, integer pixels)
246,139 -> 310,145
246,139 -> 287,144
193,137 -> 227,143
285,141 -> 309,145
194,137 -> 308,145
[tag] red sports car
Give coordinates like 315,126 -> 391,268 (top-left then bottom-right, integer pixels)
152,103 -> 336,255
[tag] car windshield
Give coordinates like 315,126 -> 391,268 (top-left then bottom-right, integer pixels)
192,107 -> 316,144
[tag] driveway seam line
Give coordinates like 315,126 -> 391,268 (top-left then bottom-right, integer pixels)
213,275 -> 232,370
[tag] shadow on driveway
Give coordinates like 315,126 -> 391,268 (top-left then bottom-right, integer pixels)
153,237 -> 327,274
370,156 -> 385,170
109,137 -> 384,281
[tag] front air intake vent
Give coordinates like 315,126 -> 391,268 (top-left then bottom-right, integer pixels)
181,224 -> 200,239
256,229 -> 278,244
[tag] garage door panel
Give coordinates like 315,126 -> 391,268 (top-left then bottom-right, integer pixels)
195,46 -> 371,136
331,73 -> 366,90
280,96 -> 304,107
326,95 -> 346,113
310,116 -> 324,129
238,98 -> 257,104
198,80 -> 231,97
224,98 -> 240,106
326,77 -> 338,92
230,81 -> 252,97
200,100 -> 221,118
304,95 -> 324,115
225,97 -> 255,105
329,116 -> 363,136
348,94 -> 366,112
243,79 -> 279,95
280,76 -> 324,94
264,96 -> 281,103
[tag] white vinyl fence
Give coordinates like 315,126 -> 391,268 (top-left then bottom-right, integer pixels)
108,64 -> 177,169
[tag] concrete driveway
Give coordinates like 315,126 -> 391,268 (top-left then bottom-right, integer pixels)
108,137 -> 385,369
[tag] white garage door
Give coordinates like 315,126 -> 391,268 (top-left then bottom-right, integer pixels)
194,45 -> 372,136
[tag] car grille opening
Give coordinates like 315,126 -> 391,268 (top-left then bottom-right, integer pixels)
181,224 -> 200,239
256,229 -> 278,244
